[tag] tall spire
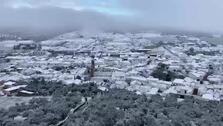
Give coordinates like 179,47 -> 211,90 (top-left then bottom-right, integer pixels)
90,55 -> 95,78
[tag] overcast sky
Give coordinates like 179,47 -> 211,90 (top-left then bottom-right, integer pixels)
0,0 -> 223,34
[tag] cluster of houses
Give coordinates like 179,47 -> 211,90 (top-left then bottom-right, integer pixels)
0,32 -> 223,101
0,81 -> 33,96
0,34 -> 21,41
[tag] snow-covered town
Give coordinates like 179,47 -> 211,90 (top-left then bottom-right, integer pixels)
0,32 -> 223,101
3,0 -> 223,125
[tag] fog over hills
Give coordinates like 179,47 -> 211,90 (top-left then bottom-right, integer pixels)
0,0 -> 223,37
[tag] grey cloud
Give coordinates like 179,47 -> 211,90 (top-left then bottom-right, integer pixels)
0,5 -> 144,40
0,7 -> 111,32
1,0 -> 223,36
119,0 -> 223,33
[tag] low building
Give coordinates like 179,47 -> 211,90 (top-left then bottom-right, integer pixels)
173,79 -> 185,86
112,71 -> 126,81
3,85 -> 27,96
17,90 -> 34,96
